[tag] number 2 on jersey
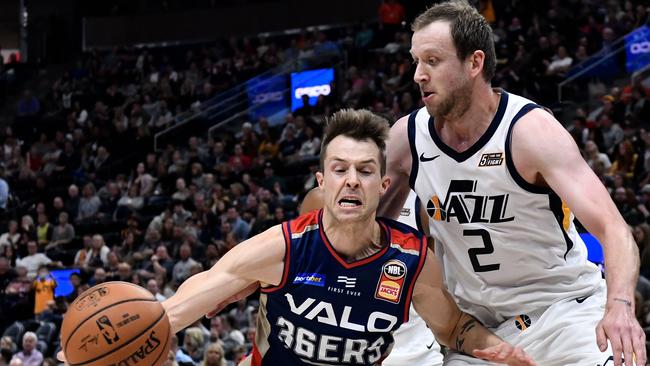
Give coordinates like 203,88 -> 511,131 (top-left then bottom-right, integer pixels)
464,229 -> 500,272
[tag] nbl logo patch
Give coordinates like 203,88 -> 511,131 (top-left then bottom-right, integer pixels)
478,152 -> 504,167
375,260 -> 407,304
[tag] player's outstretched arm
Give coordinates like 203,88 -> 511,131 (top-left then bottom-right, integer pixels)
163,225 -> 286,334
378,115 -> 412,220
512,109 -> 646,366
412,250 -> 536,366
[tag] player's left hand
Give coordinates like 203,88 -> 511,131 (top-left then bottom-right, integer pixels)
473,342 -> 536,366
596,299 -> 646,366
57,351 -> 69,366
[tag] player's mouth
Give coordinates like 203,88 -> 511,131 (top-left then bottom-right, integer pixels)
338,196 -> 362,208
421,90 -> 435,101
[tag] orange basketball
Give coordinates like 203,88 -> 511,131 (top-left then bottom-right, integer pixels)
60,281 -> 171,366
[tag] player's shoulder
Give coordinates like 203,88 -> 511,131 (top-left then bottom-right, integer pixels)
379,216 -> 424,244
285,209 -> 321,238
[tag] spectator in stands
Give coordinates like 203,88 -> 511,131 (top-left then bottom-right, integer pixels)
35,213 -> 52,249
16,241 -> 52,279
172,243 -> 197,285
146,278 -> 166,301
65,185 -> 80,220
0,167 -> 8,212
0,336 -> 16,354
88,267 -> 107,286
33,266 -> 56,317
16,91 -> 40,118
86,234 -> 109,268
46,212 -> 74,261
180,327 -> 205,364
609,139 -> 639,181
76,183 -> 101,222
132,162 -> 154,197
10,332 -> 42,366
0,221 -> 19,253
584,140 -> 612,172
0,257 -> 15,294
201,342 -> 228,366
224,206 -> 249,242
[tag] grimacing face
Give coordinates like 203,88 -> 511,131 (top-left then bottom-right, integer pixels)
316,135 -> 389,224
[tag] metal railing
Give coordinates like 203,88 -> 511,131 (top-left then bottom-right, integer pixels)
153,59 -> 298,151
557,26 -> 649,103
153,50 -> 342,150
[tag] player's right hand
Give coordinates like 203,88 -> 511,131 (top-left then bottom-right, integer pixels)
473,342 -> 537,366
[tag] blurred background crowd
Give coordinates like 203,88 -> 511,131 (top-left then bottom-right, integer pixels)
0,0 -> 648,365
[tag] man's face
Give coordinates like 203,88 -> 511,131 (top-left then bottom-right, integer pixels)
94,268 -> 106,281
411,20 -> 473,119
317,136 -> 389,223
27,241 -> 37,255
22,336 -> 35,353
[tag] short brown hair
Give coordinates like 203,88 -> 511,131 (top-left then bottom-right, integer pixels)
412,0 -> 496,82
320,109 -> 390,175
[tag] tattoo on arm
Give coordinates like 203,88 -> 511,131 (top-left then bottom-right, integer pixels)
455,318 -> 477,354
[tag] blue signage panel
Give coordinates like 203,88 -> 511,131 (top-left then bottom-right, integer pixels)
290,68 -> 335,111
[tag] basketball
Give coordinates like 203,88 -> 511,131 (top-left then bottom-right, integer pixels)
60,281 -> 171,366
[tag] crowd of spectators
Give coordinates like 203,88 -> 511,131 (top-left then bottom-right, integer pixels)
0,0 -> 648,365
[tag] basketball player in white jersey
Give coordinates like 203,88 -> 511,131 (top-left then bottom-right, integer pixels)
379,1 -> 646,365
300,188 -> 445,366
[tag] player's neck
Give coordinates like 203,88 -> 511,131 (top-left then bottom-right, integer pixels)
435,87 -> 500,151
321,214 -> 383,262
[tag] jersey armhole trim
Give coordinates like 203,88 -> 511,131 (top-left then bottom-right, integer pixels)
414,196 -> 423,233
505,103 -> 552,194
407,110 -> 419,190
403,235 -> 428,323
261,221 -> 291,293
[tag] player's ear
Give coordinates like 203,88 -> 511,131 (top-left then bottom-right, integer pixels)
468,50 -> 485,79
380,175 -> 391,195
316,171 -> 324,188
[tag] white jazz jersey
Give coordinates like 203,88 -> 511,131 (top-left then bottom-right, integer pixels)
383,190 -> 444,366
407,90 -> 603,327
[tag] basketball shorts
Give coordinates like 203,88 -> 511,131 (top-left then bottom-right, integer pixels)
443,283 -> 616,366
383,305 -> 444,366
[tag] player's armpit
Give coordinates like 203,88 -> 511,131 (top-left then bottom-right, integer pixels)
378,115 -> 412,219
163,225 -> 286,333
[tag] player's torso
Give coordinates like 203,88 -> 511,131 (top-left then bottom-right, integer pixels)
408,90 -> 602,326
252,210 -> 426,366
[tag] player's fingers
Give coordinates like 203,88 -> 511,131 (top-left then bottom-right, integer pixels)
473,347 -> 498,360
596,322 -> 608,352
632,331 -> 646,366
609,333 -> 623,366
57,350 -> 68,364
621,335 -> 634,366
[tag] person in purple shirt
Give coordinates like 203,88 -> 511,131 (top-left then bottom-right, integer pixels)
11,332 -> 42,366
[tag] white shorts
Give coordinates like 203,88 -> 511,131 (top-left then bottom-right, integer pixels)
384,305 -> 444,366
444,284 -> 614,366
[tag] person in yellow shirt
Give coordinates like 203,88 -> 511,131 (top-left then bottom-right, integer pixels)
33,266 -> 56,316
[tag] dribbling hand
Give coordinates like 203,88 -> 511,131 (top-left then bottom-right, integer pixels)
596,299 -> 646,366
57,351 -> 69,366
473,342 -> 537,366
